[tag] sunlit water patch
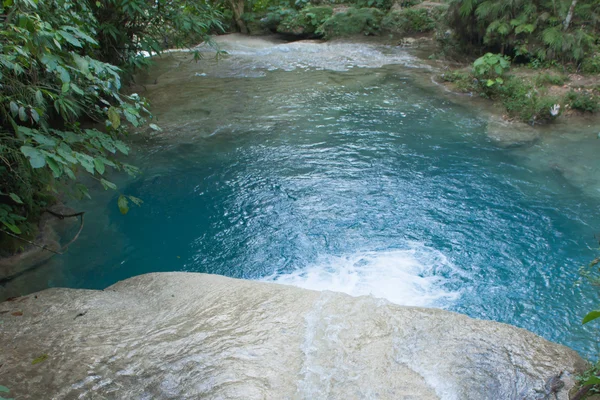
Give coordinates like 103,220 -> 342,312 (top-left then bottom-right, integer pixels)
4,36 -> 600,358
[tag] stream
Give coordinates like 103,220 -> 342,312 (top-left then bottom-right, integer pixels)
5,35 -> 600,358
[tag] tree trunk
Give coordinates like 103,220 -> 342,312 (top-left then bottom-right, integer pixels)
228,0 -> 248,34
563,0 -> 577,31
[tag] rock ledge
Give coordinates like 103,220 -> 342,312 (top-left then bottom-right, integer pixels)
0,272 -> 587,399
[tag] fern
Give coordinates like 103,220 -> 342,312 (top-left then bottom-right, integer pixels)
542,26 -> 563,50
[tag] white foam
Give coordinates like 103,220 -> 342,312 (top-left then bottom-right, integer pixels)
263,244 -> 461,308
194,34 -> 425,75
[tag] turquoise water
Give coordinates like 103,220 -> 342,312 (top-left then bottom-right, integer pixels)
7,39 -> 600,357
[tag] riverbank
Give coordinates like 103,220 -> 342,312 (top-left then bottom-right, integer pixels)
0,272 -> 588,399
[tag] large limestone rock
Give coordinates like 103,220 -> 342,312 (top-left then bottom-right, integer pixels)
0,273 -> 586,399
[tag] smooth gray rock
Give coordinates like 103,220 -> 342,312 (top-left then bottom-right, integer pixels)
0,272 -> 586,399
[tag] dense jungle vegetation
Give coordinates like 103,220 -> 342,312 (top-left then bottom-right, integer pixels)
0,0 -> 223,251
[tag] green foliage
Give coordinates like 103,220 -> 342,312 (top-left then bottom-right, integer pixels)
534,72 -> 567,86
581,53 -> 600,74
0,0 -> 222,244
473,53 -> 511,78
355,0 -> 393,12
440,67 -> 563,123
319,7 -> 384,38
565,90 -> 600,112
381,7 -> 442,35
438,71 -> 478,93
498,77 -> 561,123
448,0 -> 600,64
242,11 -> 272,34
399,0 -> 422,6
93,0 -> 223,78
582,310 -> 600,325
277,6 -> 333,35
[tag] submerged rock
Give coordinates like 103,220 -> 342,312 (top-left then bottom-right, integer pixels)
0,273 -> 586,399
486,116 -> 540,148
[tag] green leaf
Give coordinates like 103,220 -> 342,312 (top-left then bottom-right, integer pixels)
584,376 -> 600,385
128,195 -> 143,206
35,90 -> 44,105
62,82 -> 70,93
1,221 -> 21,235
583,310 -> 600,324
118,195 -> 129,215
94,158 -> 105,175
46,158 -> 62,178
100,179 -> 117,190
0,386 -> 9,393
57,144 -> 77,163
107,107 -> 120,129
30,133 -> 56,147
56,66 -> 70,83
123,110 -> 139,127
74,152 -> 95,174
71,84 -> 84,95
72,54 -> 89,73
58,30 -> 81,47
486,79 -> 495,87
18,106 -> 27,122
149,123 -> 162,132
76,184 -> 91,200
21,146 -> 46,168
31,354 -> 48,365
9,101 -> 18,116
9,193 -> 23,204
114,140 -> 129,155
30,108 -> 40,123
64,167 -> 76,180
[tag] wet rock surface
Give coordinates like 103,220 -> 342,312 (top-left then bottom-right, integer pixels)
0,272 -> 586,399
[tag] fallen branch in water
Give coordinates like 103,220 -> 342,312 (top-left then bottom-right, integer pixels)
1,209 -> 85,256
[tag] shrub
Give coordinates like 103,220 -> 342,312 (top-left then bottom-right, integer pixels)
381,8 -> 441,35
262,8 -> 289,30
355,0 -> 393,12
581,53 -> 600,74
447,0 -> 597,64
566,90 -> 600,113
499,78 -> 561,123
534,73 -> 567,86
277,6 -> 333,35
243,12 -> 271,35
473,53 -> 511,80
438,71 -> 477,93
319,7 -> 384,38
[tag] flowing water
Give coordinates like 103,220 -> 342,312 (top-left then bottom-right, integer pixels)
5,35 -> 600,357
